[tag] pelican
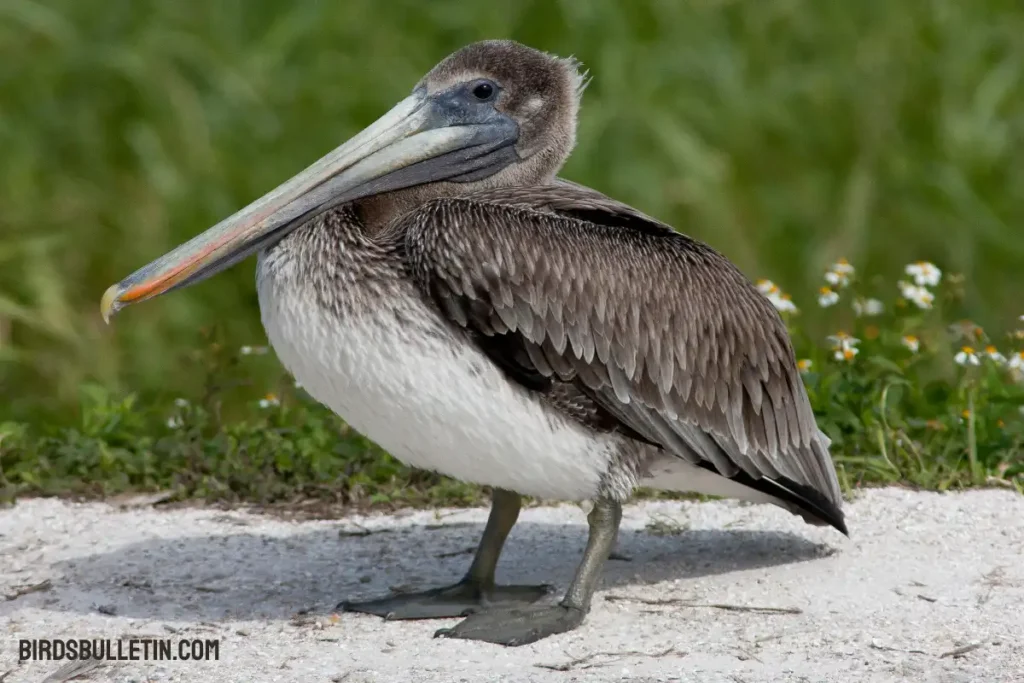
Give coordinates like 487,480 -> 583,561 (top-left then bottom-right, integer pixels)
102,40 -> 846,646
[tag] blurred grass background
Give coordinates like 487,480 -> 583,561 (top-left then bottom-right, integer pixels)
2,0 -> 1023,426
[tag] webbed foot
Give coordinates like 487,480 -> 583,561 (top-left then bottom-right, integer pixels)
339,580 -> 553,620
434,603 -> 586,646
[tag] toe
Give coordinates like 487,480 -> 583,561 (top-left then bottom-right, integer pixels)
339,582 -> 483,620
433,604 -> 586,646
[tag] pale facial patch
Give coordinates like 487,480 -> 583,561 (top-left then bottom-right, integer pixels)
521,96 -> 545,116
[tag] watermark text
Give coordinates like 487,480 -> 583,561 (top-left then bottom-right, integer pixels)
19,638 -> 220,662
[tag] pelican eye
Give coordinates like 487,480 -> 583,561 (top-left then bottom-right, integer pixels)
471,80 -> 496,101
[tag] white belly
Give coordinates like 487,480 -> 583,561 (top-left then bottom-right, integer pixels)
256,271 -> 616,501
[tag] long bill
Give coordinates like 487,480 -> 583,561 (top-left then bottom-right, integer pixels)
100,92 -> 518,322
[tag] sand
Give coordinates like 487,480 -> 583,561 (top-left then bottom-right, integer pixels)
1,488 -> 1021,682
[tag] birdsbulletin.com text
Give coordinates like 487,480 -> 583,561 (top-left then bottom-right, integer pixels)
19,638 -> 220,662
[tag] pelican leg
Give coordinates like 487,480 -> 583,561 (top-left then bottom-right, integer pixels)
434,496 -> 621,646
339,489 -> 552,620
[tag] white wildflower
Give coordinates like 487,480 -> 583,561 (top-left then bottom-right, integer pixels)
827,332 -> 860,362
166,416 -> 183,429
909,288 -> 935,309
898,281 -> 934,309
756,279 -> 797,313
901,335 -> 920,353
831,258 -> 855,275
258,393 -> 280,409
1009,353 -> 1024,383
904,261 -> 941,287
827,331 -> 860,349
1008,351 -> 1024,371
824,271 -> 845,287
173,398 -> 189,408
834,346 -> 859,362
818,286 -> 839,307
954,346 -> 980,366
824,258 -> 854,288
853,298 -> 884,317
771,293 -> 798,314
984,345 -> 1006,364
240,345 -> 268,356
797,359 -> 813,373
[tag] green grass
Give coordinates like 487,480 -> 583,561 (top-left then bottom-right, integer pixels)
1,0 -> 1023,504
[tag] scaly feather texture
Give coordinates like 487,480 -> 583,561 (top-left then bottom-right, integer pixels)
394,181 -> 845,529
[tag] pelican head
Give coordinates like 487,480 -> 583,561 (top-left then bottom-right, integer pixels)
100,40 -> 586,321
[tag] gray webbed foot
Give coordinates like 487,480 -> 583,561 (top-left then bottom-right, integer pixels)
434,497 -> 623,646
339,580 -> 553,620
434,603 -> 586,646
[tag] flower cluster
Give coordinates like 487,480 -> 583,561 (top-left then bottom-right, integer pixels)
824,258 -> 854,288
754,259 -> 1022,387
827,332 -> 860,362
898,280 -> 935,309
816,258 -> 856,308
756,279 -> 798,314
896,261 -> 941,310
905,261 -> 942,287
258,393 -> 280,409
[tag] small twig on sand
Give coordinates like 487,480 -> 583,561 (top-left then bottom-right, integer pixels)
337,523 -> 388,537
435,546 -> 476,558
535,646 -> 683,672
605,594 -> 802,615
423,521 -> 476,531
892,587 -> 938,603
734,646 -> 762,663
940,643 -> 985,659
869,641 -> 929,656
4,578 -> 52,601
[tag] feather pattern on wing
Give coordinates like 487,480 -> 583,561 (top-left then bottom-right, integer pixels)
395,182 -> 843,510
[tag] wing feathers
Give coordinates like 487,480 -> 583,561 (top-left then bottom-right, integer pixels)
400,184 -> 844,516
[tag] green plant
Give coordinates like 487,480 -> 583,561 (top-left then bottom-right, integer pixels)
765,258 -> 1023,491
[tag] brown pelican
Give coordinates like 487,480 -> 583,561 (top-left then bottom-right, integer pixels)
101,40 -> 846,646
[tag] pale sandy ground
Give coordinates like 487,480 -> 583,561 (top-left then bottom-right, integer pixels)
0,488 -> 1022,683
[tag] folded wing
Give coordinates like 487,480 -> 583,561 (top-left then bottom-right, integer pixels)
397,182 -> 843,522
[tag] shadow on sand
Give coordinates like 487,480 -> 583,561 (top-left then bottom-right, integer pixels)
25,518 -> 835,623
